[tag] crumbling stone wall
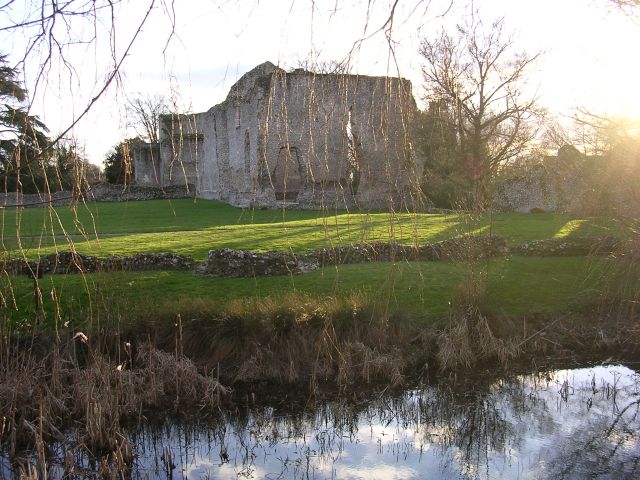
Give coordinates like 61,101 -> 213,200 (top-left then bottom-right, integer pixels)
512,236 -> 620,256
131,142 -> 161,186
0,191 -> 79,208
492,147 -> 604,214
3,252 -> 194,276
2,235 -> 507,278
157,114 -> 200,188
492,164 -> 561,213
136,61 -> 420,210
88,183 -> 195,202
0,184 -> 195,208
203,234 -> 507,277
261,67 -> 418,209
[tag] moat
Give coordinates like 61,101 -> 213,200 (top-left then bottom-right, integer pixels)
3,362 -> 639,479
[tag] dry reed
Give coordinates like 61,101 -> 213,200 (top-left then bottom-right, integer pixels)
0,332 -> 229,473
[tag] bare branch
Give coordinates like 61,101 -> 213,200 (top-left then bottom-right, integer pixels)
126,94 -> 169,144
419,16 -> 541,207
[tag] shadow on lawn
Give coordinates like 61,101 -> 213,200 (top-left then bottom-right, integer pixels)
5,213 -> 475,259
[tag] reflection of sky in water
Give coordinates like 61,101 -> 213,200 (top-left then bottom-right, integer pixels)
2,365 -> 639,479
123,365 -> 640,479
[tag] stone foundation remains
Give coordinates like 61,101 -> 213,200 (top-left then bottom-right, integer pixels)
203,234 -> 507,277
6,235 -> 628,279
2,235 -> 507,278
3,252 -> 195,276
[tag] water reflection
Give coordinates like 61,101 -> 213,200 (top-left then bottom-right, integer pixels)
3,364 -> 640,479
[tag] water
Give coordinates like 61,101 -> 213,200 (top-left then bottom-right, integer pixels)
3,364 -> 640,479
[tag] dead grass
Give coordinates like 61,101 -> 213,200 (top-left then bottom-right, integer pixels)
437,305 -> 519,370
138,293 -> 431,390
436,264 -> 518,370
596,234 -> 640,319
0,332 -> 229,468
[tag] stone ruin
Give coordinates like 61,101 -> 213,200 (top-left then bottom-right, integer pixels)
132,62 -> 420,210
3,234 -> 509,278
491,146 -> 586,213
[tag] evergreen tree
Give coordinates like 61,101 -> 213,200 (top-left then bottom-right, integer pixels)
0,53 -> 50,193
104,141 -> 134,185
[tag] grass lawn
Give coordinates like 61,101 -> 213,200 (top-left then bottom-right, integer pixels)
0,199 -> 618,259
0,199 -> 626,333
1,256 -> 605,330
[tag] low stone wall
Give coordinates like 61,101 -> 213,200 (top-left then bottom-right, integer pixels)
204,249 -> 316,277
6,235 -> 626,279
87,183 -> 195,202
2,252 -> 194,276
310,234 -> 509,264
203,234 -> 508,277
0,184 -> 196,208
0,191 -> 79,208
512,236 -> 621,257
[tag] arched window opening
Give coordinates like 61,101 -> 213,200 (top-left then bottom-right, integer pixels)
346,107 -> 362,195
273,146 -> 302,201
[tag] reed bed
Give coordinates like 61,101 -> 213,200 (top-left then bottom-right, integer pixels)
0,332 -> 228,476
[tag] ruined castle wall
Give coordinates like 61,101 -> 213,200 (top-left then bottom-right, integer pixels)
157,63 -> 419,210
132,143 -> 161,186
193,62 -> 277,207
261,72 -> 418,209
217,99 -> 258,206
222,65 -> 273,207
263,73 -> 347,191
158,114 -> 200,188
191,110 -> 218,196
212,108 -> 230,199
194,103 -> 254,206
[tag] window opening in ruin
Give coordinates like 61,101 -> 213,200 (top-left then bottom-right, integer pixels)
173,132 -> 204,164
346,107 -> 362,195
244,129 -> 250,176
273,146 -> 302,201
235,104 -> 241,128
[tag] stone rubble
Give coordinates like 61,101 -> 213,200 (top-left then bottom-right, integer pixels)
203,234 -> 508,277
512,236 -> 620,256
5,235 -> 628,279
2,252 -> 194,276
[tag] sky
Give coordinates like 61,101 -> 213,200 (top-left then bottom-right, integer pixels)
1,0 -> 639,165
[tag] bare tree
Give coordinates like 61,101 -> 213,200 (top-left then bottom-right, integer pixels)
0,1 -> 168,152
609,0 -> 640,14
419,17 -> 541,208
126,94 -> 168,144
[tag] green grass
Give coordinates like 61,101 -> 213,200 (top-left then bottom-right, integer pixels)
0,199 -> 626,334
1,256 -> 605,330
0,199 -> 617,260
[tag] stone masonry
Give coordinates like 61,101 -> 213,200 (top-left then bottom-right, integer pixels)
132,62 -> 420,209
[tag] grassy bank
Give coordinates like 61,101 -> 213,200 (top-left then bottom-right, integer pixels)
0,256 -> 606,330
0,200 -> 633,365
0,199 -> 617,259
